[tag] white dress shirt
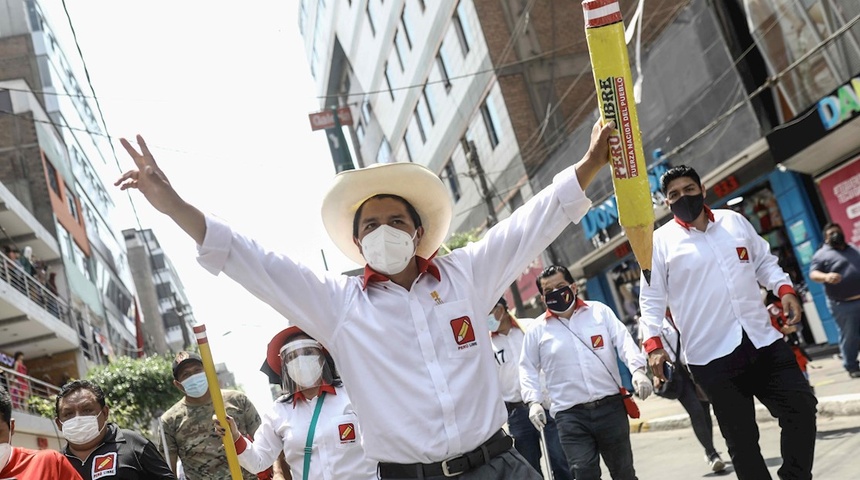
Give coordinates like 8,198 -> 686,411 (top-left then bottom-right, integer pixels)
236,386 -> 376,480
519,301 -> 646,418
196,165 -> 591,464
638,209 -> 792,365
490,324 -> 527,403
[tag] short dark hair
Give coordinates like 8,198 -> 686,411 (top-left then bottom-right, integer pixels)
13,352 -> 23,361
660,165 -> 702,195
496,297 -> 508,309
822,222 -> 842,236
352,194 -> 422,238
536,265 -> 576,295
55,380 -> 106,417
0,388 -> 11,426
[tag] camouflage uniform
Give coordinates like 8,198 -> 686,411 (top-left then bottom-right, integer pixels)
161,390 -> 262,480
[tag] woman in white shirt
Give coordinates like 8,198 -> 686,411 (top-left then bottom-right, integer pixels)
217,327 -> 377,480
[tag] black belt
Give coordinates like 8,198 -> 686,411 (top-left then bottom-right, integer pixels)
504,401 -> 526,414
378,429 -> 513,478
569,393 -> 622,410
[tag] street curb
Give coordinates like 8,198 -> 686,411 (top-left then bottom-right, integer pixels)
630,393 -> 860,433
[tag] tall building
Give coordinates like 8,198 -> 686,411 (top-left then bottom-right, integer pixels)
303,0 -> 859,347
124,229 -> 196,355
301,0 -> 677,314
0,0 -> 143,373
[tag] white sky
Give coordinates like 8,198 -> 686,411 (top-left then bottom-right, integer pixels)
43,1 -> 359,413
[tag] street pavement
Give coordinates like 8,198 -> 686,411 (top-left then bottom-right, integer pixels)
608,349 -> 860,479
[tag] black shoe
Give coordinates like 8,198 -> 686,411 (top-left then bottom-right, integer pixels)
849,371 -> 860,379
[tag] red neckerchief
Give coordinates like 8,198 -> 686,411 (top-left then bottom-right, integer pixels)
291,383 -> 337,407
491,318 -> 521,337
545,298 -> 588,320
673,205 -> 715,229
362,255 -> 441,289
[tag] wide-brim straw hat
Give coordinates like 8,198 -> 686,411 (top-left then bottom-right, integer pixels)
321,162 -> 453,266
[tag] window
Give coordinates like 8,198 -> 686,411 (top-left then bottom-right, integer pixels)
377,137 -> 392,163
442,161 -> 461,202
384,62 -> 395,100
400,7 -> 413,50
356,121 -> 366,143
155,282 -> 172,300
0,90 -> 10,113
402,133 -> 413,162
366,2 -> 376,36
436,48 -> 452,91
45,159 -> 60,195
394,30 -> 406,72
481,96 -> 502,148
453,2 -> 472,56
66,185 -> 80,222
422,86 -> 436,125
151,253 -> 166,271
361,99 -> 372,123
413,110 -> 426,144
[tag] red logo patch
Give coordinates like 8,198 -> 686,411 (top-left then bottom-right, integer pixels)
339,423 -> 356,443
92,452 -> 117,479
591,335 -> 604,349
736,247 -> 749,262
450,317 -> 476,345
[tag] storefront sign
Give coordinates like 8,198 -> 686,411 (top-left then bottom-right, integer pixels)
712,175 -> 740,198
817,156 -> 860,246
767,71 -> 860,163
817,76 -> 860,131
583,163 -> 670,241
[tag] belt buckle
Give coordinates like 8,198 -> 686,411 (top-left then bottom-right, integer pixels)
441,455 -> 467,477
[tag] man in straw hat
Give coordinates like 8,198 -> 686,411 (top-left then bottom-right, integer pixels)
115,119 -> 614,479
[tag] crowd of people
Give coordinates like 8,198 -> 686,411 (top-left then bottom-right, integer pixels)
0,119 -> 838,479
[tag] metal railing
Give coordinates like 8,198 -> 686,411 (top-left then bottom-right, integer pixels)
0,252 -> 72,329
0,365 -> 61,414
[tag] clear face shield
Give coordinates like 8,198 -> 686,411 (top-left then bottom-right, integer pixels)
279,338 -> 333,396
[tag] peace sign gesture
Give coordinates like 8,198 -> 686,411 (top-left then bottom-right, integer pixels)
115,135 -> 206,244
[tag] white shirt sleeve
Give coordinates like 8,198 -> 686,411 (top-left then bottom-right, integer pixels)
604,304 -> 646,372
744,216 -> 793,293
638,234 -> 669,349
196,214 -> 351,345
237,410 -> 284,474
519,324 -> 544,405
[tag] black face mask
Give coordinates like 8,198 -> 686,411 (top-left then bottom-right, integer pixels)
828,231 -> 846,248
545,286 -> 576,313
670,194 -> 705,223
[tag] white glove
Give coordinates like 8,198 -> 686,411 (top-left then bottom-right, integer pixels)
528,403 -> 546,430
632,369 -> 653,400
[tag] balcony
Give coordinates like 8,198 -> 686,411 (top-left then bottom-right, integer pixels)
0,364 -> 65,451
0,179 -> 78,359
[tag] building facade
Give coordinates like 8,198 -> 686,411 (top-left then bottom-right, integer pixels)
124,229 -> 196,355
303,0 -> 858,348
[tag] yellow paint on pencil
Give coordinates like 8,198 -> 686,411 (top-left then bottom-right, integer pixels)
194,324 -> 244,480
583,0 -> 654,283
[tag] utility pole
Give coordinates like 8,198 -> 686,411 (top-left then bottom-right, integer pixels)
466,141 -> 527,316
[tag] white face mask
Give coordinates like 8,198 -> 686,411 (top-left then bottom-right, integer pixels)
0,442 -> 11,472
286,355 -> 324,387
181,372 -> 210,398
487,314 -> 501,333
360,225 -> 417,275
60,412 -> 105,445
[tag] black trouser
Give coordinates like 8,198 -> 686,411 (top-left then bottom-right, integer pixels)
689,333 -> 817,480
675,373 -> 717,458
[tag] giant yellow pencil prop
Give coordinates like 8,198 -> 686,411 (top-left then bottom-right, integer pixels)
194,324 -> 243,480
583,0 -> 654,284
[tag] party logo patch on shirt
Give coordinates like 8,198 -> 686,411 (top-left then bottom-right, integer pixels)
92,452 -> 117,480
450,316 -> 477,349
736,247 -> 750,263
591,335 -> 605,350
339,423 -> 357,444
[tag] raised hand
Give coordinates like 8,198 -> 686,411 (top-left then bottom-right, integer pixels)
115,135 -> 207,244
115,135 -> 183,215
